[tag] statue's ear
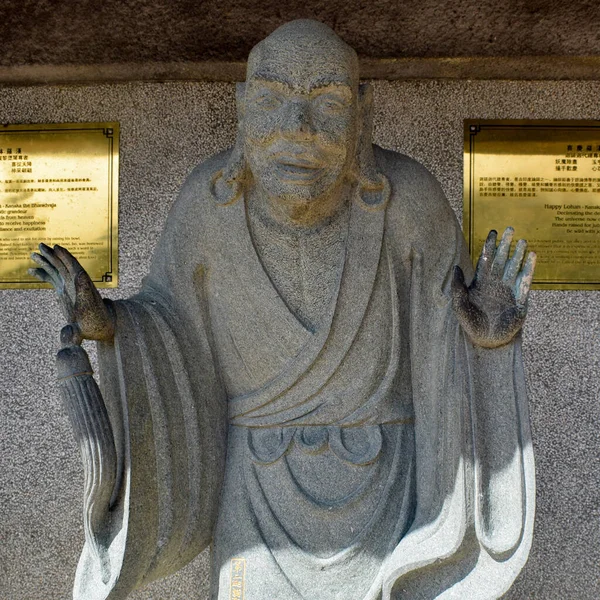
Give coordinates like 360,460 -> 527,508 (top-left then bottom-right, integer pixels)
356,83 -> 390,210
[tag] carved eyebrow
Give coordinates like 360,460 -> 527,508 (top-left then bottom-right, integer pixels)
307,76 -> 353,93
309,84 -> 352,100
249,73 -> 354,96
249,75 -> 294,92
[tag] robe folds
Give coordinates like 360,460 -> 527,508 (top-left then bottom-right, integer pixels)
75,146 -> 535,600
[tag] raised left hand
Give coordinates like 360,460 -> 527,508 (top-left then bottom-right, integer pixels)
452,227 -> 536,348
29,243 -> 115,342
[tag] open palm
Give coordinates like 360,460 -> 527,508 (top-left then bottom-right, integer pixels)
452,228 -> 536,349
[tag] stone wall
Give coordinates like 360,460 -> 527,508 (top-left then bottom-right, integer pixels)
0,79 -> 598,599
1,0 -> 598,66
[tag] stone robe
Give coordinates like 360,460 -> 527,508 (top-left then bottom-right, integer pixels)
74,146 -> 535,600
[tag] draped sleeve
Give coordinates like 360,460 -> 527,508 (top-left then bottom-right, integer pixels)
376,147 -> 535,599
72,159 -> 229,600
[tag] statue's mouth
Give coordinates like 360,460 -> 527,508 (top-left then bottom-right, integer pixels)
273,154 -> 325,184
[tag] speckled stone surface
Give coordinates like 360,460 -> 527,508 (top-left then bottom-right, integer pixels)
0,80 -> 599,599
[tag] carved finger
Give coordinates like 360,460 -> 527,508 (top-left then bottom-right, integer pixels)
491,227 -> 514,277
28,267 -> 54,286
31,252 -> 77,321
30,252 -> 60,282
515,251 -> 536,306
38,243 -> 71,289
503,239 -> 527,285
475,230 -> 497,282
54,245 -> 84,277
29,252 -> 65,296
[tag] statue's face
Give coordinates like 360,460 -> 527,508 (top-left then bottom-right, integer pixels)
243,43 -> 358,206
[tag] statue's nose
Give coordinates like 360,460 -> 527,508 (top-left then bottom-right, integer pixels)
281,99 -> 314,139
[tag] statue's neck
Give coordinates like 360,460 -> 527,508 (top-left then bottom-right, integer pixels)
246,189 -> 349,331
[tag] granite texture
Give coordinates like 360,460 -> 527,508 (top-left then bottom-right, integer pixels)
0,0 -> 599,67
0,78 -> 599,599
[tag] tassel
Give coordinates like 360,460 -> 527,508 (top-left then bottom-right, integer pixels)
57,341 -> 117,585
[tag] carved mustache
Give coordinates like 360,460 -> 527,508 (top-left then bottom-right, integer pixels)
261,138 -> 346,163
248,129 -> 348,153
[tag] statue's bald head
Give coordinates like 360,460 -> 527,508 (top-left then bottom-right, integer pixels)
234,20 -> 371,221
247,20 -> 359,93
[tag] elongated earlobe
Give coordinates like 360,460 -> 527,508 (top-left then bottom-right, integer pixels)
212,83 -> 247,205
356,83 -> 391,210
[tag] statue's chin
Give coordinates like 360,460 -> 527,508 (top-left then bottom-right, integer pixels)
272,190 -> 324,206
248,164 -> 348,226
249,158 -> 344,201
262,174 -> 345,205
261,188 -> 348,229
261,179 -> 324,202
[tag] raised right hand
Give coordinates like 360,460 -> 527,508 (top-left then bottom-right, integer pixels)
29,243 -> 115,342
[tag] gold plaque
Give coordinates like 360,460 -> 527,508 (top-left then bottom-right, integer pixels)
0,122 -> 118,289
464,120 -> 600,290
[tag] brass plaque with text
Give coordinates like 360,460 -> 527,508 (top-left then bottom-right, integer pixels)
464,120 -> 600,290
0,122 -> 118,289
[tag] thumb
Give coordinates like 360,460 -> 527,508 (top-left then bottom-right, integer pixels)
451,265 -> 468,300
60,323 -> 83,347
451,265 -> 483,332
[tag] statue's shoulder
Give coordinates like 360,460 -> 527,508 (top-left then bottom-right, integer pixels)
160,148 -> 233,245
151,149 -> 232,270
374,144 -> 458,238
374,145 -> 447,207
374,145 -> 431,178
171,149 -> 231,216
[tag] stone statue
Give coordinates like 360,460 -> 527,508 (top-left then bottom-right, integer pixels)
30,19 -> 536,600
